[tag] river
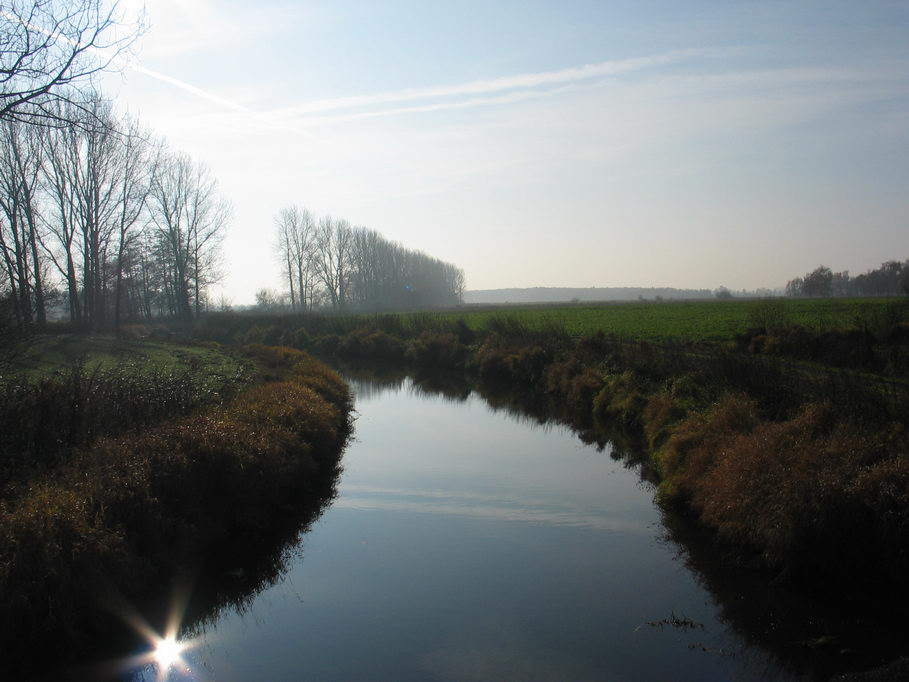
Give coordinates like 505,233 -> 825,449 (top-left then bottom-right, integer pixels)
122,371 -> 898,681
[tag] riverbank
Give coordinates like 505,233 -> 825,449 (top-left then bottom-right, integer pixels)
0,342 -> 352,676
192,308 -> 909,615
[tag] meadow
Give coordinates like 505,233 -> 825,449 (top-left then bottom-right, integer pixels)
1,333 -> 248,384
402,297 -> 909,343
213,297 -> 908,347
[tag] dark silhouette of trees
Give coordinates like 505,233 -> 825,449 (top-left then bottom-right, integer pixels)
787,261 -> 909,298
803,266 -> 833,297
0,117 -> 46,328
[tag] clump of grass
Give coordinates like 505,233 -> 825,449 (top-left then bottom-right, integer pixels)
592,371 -> 651,429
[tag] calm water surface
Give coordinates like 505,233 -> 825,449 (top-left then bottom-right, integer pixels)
132,376 -> 806,681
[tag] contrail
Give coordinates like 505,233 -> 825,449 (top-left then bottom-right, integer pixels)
271,49 -> 704,119
296,80 -> 605,126
125,63 -> 326,143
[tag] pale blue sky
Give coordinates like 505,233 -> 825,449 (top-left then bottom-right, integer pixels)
106,1 -> 909,302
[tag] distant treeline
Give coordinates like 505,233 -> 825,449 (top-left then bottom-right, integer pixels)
786,261 -> 909,298
464,286 -> 718,304
269,205 -> 464,313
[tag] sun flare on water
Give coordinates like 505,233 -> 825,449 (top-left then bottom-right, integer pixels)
154,636 -> 184,671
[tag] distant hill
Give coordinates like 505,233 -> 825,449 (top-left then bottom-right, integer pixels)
463,287 -> 714,305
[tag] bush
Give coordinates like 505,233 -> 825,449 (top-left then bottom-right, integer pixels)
337,328 -> 407,361
592,371 -> 650,429
407,331 -> 469,368
544,358 -> 604,412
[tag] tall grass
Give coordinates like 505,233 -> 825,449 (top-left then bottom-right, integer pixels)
0,361 -> 250,494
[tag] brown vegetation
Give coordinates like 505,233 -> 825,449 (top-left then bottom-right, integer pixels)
0,346 -> 352,671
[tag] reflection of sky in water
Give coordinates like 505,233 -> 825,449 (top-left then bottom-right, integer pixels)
132,377 -> 798,682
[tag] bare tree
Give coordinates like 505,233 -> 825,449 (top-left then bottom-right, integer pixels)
37,95 -> 129,328
109,113 -> 151,326
148,150 -> 229,321
39,99 -> 83,321
313,216 -> 353,311
0,117 -> 46,329
0,0 -> 142,125
274,205 -> 317,312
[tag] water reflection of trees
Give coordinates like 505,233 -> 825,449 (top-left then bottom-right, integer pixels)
338,358 -> 658,482
180,461 -> 343,632
660,511 -> 909,682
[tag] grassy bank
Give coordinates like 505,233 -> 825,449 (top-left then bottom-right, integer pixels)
0,343 -> 352,674
194,305 -> 909,610
0,336 -> 253,498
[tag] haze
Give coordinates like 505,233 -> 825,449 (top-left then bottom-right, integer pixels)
104,0 -> 909,305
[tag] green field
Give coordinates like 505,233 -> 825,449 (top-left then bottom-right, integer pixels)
1,334 -> 248,388
408,297 -> 909,344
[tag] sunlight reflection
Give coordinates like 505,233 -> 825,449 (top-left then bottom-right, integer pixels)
154,636 -> 184,672
102,587 -> 200,681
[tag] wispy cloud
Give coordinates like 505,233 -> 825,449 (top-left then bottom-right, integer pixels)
270,49 -> 706,121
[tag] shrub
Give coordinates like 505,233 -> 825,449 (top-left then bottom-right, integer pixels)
654,394 -> 760,506
544,358 -> 604,411
407,331 -> 469,368
287,327 -> 313,350
641,391 -> 685,450
592,371 -> 650,429
337,328 -> 407,361
312,333 -> 341,355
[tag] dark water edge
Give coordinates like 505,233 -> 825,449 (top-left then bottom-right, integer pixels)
42,359 -> 909,681
33,462 -> 343,682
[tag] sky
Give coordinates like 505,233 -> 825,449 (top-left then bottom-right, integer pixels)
101,0 -> 909,304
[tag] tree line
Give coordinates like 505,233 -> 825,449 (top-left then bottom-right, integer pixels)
0,97 -> 229,332
0,0 -> 232,333
271,205 -> 465,312
786,261 -> 909,298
